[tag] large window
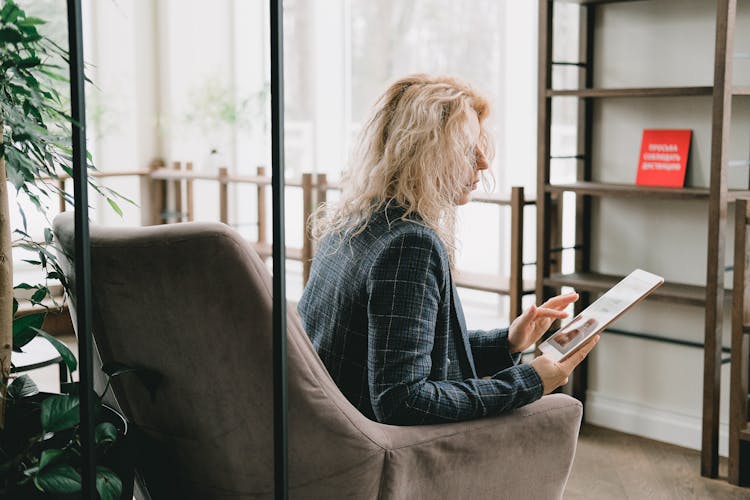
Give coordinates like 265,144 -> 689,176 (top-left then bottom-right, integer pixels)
15,1 -> 551,324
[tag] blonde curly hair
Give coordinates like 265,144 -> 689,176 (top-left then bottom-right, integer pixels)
312,74 -> 494,260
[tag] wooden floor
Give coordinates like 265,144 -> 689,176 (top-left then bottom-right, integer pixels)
566,425 -> 750,500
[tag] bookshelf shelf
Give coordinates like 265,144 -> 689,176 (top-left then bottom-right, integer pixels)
555,0 -> 645,4
546,181 -> 750,201
547,86 -> 713,98
544,272 -> 727,307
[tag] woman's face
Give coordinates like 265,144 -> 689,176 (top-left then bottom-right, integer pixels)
456,110 -> 490,205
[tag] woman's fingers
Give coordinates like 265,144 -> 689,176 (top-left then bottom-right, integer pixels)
541,292 -> 579,310
533,307 -> 569,320
559,335 -> 600,373
519,292 -> 577,326
516,303 -> 537,328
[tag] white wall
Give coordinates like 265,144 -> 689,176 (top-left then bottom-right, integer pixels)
580,0 -> 750,456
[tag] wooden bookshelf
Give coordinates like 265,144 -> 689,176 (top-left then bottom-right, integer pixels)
538,0 -> 740,479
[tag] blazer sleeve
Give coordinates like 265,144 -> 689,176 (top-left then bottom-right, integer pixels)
366,232 -> 543,425
468,328 -> 521,377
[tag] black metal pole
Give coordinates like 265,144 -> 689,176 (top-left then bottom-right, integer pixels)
270,1 -> 288,499
65,1 -> 96,498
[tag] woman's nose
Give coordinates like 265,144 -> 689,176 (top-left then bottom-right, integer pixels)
475,149 -> 489,171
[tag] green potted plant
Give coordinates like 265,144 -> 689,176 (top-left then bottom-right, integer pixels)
0,2 -> 131,498
1,373 -> 132,499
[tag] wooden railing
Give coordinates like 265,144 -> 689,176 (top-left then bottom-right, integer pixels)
54,160 -> 538,323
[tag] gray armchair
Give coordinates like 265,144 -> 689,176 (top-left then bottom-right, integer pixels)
53,213 -> 582,499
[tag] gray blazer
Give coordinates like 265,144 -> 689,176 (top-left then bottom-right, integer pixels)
298,206 -> 542,425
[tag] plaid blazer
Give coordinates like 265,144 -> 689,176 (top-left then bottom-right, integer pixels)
298,206 -> 543,425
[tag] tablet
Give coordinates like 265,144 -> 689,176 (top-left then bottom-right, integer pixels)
538,269 -> 664,362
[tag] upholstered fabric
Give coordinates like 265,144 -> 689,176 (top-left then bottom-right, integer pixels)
298,207 -> 542,424
54,213 -> 582,499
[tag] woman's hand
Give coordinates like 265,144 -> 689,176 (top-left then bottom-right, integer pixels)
530,335 -> 600,394
507,292 -> 579,353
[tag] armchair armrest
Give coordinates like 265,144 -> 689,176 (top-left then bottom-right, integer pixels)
378,394 -> 582,500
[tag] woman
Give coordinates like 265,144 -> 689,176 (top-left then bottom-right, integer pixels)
298,74 -> 597,425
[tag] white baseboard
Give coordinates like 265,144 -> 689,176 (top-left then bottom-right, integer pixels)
585,390 -> 729,457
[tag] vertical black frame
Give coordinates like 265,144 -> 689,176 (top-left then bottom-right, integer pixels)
270,0 -> 289,499
65,2 -> 289,498
66,0 -> 97,498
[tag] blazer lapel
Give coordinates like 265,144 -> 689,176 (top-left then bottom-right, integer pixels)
450,280 -> 478,378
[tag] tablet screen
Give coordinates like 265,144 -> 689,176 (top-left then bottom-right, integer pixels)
540,269 -> 664,360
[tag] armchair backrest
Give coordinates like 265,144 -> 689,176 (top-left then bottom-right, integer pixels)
53,214 -> 385,498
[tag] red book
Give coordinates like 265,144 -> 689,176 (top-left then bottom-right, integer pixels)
636,129 -> 692,188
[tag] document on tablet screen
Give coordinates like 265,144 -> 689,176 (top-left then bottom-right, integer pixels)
538,269 -> 664,361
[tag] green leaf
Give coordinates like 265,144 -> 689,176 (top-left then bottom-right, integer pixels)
106,197 -> 123,217
12,298 -> 18,316
38,67 -> 68,83
13,282 -> 35,290
35,329 -> 77,373
34,464 -> 81,494
18,201 -> 29,231
13,312 -> 45,348
12,328 -> 36,349
5,160 -> 27,189
19,30 -> 41,43
27,191 -> 44,212
38,449 -> 63,470
23,465 -> 40,477
0,2 -> 18,23
96,467 -> 122,500
0,27 -> 23,43
17,243 -> 39,252
43,227 -> 52,244
95,422 -> 117,445
30,287 -> 48,304
40,394 -> 80,433
17,56 -> 40,69
18,16 -> 46,26
7,374 -> 38,399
